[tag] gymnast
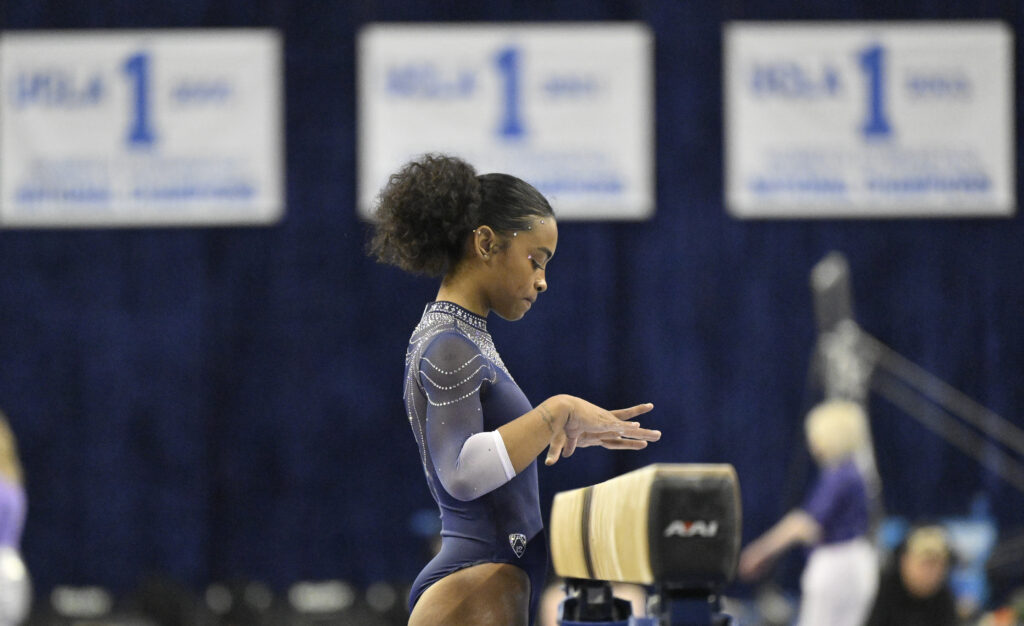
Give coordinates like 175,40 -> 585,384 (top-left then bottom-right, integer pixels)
369,154 -> 661,626
738,399 -> 878,626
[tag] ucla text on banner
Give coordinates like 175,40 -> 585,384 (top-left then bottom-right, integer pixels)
1,30 -> 284,227
358,23 -> 654,221
724,22 -> 1014,218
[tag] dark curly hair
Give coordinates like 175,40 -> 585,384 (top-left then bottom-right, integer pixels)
369,154 -> 554,277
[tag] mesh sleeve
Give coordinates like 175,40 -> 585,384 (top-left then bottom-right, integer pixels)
420,331 -> 514,501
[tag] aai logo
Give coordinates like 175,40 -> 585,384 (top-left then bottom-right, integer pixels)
663,520 -> 719,538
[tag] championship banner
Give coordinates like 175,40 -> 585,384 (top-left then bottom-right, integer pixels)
358,23 -> 654,220
724,22 -> 1014,218
0,30 -> 284,227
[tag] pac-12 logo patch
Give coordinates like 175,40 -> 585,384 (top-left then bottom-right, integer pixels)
509,533 -> 527,558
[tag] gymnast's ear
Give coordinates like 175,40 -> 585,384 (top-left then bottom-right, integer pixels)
472,226 -> 498,259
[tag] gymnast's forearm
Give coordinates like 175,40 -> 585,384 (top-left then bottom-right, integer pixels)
497,395 -> 572,473
758,510 -> 821,556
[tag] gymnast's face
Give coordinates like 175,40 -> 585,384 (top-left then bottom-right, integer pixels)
485,216 -> 557,321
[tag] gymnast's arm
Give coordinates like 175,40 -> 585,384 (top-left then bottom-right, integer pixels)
498,395 -> 658,470
421,333 -> 659,501
738,510 -> 821,580
739,466 -> 861,579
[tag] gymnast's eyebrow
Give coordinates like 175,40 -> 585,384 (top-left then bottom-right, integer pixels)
535,247 -> 554,262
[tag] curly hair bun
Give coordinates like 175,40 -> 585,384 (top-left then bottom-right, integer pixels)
369,154 -> 482,277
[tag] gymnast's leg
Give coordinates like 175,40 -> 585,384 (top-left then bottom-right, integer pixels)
408,562 -> 531,626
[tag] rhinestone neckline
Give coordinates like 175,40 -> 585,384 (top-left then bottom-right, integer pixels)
425,301 -> 488,332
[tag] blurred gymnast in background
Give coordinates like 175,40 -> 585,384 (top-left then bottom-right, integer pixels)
370,154 -> 660,626
738,400 -> 878,626
0,412 -> 28,626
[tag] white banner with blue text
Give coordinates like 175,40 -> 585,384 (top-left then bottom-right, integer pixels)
1,30 -> 284,227
358,23 -> 654,220
724,22 -> 1014,218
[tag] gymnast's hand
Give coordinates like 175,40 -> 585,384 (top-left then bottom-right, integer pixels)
545,399 -> 659,466
737,541 -> 774,580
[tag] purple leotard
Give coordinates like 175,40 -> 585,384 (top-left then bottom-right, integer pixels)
405,301 -> 547,622
803,459 -> 870,544
0,477 -> 25,549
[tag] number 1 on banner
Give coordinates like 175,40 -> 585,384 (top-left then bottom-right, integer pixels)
123,51 -> 156,147
858,44 -> 891,139
495,46 -> 525,139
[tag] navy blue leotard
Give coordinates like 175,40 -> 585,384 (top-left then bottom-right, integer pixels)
405,301 -> 547,622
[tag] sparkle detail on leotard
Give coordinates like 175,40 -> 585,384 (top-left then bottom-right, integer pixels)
420,364 -> 489,392
405,301 -> 514,490
424,382 -> 485,407
421,301 -> 487,331
422,354 -> 484,376
408,302 -> 511,380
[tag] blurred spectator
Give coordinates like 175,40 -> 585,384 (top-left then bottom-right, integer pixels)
738,400 -> 877,626
0,412 -> 29,625
865,525 -> 958,626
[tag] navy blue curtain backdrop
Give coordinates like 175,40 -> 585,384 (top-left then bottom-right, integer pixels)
1,0 -> 1022,599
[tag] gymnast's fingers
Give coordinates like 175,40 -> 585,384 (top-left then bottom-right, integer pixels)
597,436 -> 649,450
562,434 -> 579,458
626,426 -> 662,441
610,403 -> 655,421
546,431 -> 567,466
598,411 -> 642,433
